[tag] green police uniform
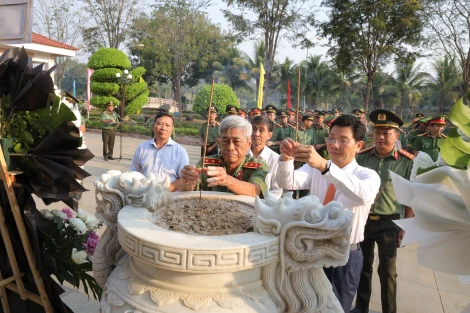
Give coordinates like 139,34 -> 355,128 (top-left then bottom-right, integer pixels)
311,125 -> 329,159
279,124 -> 294,139
198,121 -> 220,157
398,128 -> 407,148
354,109 -> 414,313
195,155 -> 268,196
100,107 -> 120,159
410,132 -> 446,161
270,123 -> 285,154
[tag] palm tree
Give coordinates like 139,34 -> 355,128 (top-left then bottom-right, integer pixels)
429,56 -> 461,114
328,69 -> 363,113
393,59 -> 428,117
212,47 -> 252,94
272,57 -> 297,108
244,40 -> 266,102
301,55 -> 332,110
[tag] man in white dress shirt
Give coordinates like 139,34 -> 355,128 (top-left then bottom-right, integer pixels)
276,114 -> 380,313
248,116 -> 283,199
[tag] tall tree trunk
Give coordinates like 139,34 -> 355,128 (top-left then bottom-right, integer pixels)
399,91 -> 406,117
364,76 -> 373,115
437,92 -> 445,115
175,70 -> 182,123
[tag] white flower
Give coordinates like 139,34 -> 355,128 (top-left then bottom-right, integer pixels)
41,209 -> 53,220
409,152 -> 434,182
71,248 -> 88,264
51,209 -> 68,220
69,218 -> 87,234
77,208 -> 88,220
82,213 -> 99,229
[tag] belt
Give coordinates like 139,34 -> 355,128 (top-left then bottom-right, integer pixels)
350,243 -> 360,252
368,214 -> 400,221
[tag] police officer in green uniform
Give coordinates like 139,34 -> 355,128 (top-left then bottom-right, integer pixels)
311,111 -> 329,159
397,127 -> 407,149
407,113 -> 424,132
238,108 -> 247,119
198,106 -> 220,157
410,116 -> 447,161
286,108 -> 297,126
442,120 -> 456,136
180,116 -> 268,197
277,109 -> 294,139
353,109 -> 369,142
100,101 -> 120,161
264,104 -> 285,154
406,117 -> 429,149
352,109 -> 415,313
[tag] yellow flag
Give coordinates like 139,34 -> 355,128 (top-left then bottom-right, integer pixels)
140,76 -> 145,83
257,63 -> 265,109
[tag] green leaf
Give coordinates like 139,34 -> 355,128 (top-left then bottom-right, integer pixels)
447,97 -> 470,138
440,128 -> 470,167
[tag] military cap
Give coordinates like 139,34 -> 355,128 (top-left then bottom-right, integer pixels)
238,108 -> 247,115
428,115 -> 446,125
106,100 -> 115,106
225,104 -> 239,115
277,110 -> 288,117
352,108 -> 362,116
64,91 -> 79,104
369,109 -> 404,128
358,108 -> 365,114
414,113 -> 424,118
250,108 -> 262,115
325,110 -> 333,115
302,114 -> 315,121
208,106 -> 218,113
312,109 -> 320,115
264,104 -> 278,114
332,107 -> 339,113
325,115 -> 337,123
286,108 -> 296,115
315,111 -> 326,117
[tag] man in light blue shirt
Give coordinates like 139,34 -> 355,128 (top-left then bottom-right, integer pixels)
130,113 -> 189,191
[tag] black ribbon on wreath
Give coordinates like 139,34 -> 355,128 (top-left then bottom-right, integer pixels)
15,121 -> 94,210
0,184 -> 73,313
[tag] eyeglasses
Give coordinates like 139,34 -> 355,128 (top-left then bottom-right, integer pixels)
326,137 -> 352,145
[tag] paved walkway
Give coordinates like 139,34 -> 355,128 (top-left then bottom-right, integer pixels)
35,132 -> 469,313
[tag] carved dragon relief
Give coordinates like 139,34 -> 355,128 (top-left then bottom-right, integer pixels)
254,192 -> 353,313
93,170 -> 172,287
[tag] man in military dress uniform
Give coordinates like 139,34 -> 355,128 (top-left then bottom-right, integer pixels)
352,109 -> 415,313
198,106 -> 220,157
100,100 -> 120,161
277,109 -> 294,139
311,111 -> 329,159
406,117 -> 429,149
225,104 -> 238,116
238,108 -> 247,119
180,116 -> 268,197
264,104 -> 285,154
407,113 -> 424,132
410,116 -> 446,161
286,108 -> 297,126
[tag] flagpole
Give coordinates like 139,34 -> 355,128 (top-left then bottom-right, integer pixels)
293,67 -> 301,193
200,77 -> 215,202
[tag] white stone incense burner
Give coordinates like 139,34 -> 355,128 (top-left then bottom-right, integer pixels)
92,170 -> 352,313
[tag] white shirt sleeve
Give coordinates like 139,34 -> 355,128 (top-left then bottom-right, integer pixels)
276,158 -> 312,190
323,162 -> 380,204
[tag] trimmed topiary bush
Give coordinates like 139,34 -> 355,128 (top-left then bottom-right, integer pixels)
125,82 -> 148,102
90,68 -> 123,83
125,90 -> 150,116
90,96 -> 120,108
90,82 -> 120,95
193,84 -> 238,115
130,67 -> 146,79
87,48 -> 131,70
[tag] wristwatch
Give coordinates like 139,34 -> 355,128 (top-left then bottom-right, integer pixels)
321,160 -> 331,175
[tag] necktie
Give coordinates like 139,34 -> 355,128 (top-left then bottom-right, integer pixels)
323,183 -> 336,205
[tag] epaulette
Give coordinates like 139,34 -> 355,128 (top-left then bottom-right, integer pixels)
202,158 -> 223,165
243,162 -> 262,169
417,132 -> 428,137
274,123 -> 281,127
399,128 -> 406,134
398,149 -> 415,160
440,133 -> 447,138
359,146 -> 374,154
216,122 -> 220,126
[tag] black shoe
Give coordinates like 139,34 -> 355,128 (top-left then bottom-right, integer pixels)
108,156 -> 115,160
104,157 -> 108,161
351,308 -> 367,313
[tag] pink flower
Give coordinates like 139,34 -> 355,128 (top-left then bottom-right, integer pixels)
61,208 -> 74,220
83,231 -> 100,256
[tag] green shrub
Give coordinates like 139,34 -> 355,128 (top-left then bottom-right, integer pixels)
90,82 -> 120,95
193,84 -> 238,115
125,90 -> 149,115
85,119 -> 198,137
130,66 -> 146,80
87,48 -> 131,70
125,82 -> 148,102
90,96 -> 120,108
91,68 -> 123,83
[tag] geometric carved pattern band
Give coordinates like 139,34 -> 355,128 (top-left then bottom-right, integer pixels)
118,229 -> 138,256
244,243 -> 279,267
187,250 -> 243,271
140,243 -> 187,270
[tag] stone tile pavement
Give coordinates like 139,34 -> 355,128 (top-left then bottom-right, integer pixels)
35,132 -> 469,313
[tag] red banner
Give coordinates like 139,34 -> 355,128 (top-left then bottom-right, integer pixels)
87,68 -> 94,111
287,79 -> 291,109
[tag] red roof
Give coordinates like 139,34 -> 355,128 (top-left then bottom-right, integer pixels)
32,32 -> 79,51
